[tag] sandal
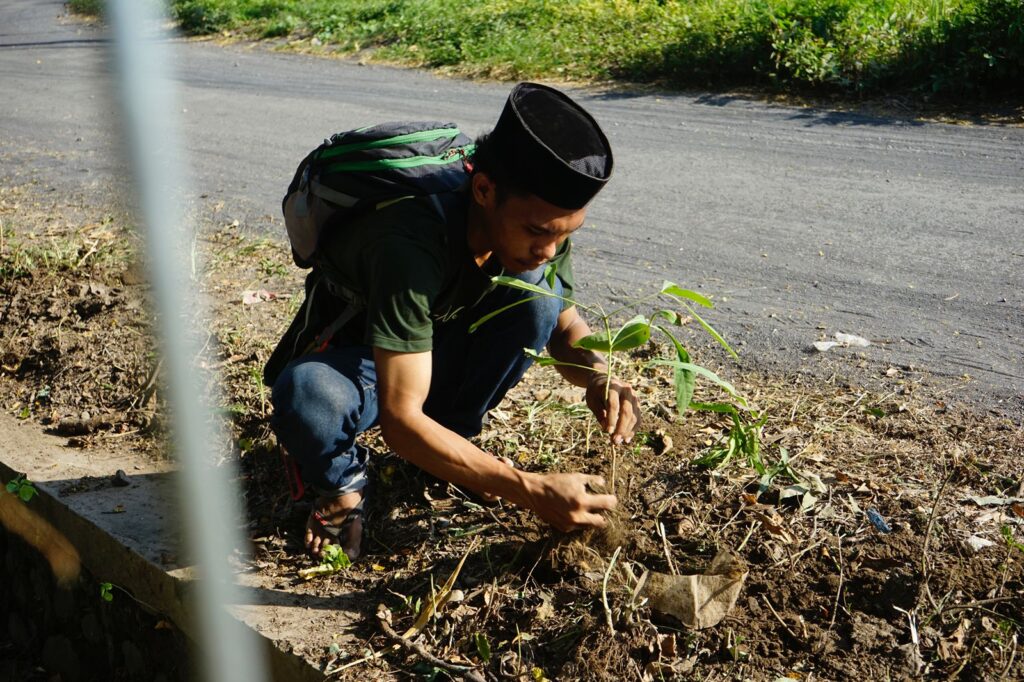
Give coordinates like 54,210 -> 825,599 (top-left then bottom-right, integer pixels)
307,490 -> 366,560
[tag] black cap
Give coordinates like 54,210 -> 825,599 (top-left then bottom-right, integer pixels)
489,82 -> 613,210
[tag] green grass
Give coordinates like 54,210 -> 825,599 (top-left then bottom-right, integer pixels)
78,0 -> 1023,98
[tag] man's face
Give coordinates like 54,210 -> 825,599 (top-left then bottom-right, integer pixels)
472,173 -> 587,274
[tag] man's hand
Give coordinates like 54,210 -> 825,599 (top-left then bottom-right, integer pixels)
586,374 -> 640,445
523,473 -> 617,531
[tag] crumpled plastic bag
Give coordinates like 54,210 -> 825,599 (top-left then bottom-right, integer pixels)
643,551 -> 747,629
814,332 -> 871,352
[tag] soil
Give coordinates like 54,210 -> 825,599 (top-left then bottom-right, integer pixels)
1,182 -> 1021,681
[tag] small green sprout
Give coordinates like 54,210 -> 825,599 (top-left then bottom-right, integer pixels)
100,582 -> 114,602
320,544 -> 352,571
5,475 -> 38,502
1001,525 -> 1024,554
297,544 -> 352,580
475,632 -> 491,663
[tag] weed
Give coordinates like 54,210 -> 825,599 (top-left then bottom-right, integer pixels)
475,632 -> 491,663
1001,525 -> 1024,554
535,450 -> 560,469
5,475 -> 38,502
259,257 -> 288,278
99,582 -> 114,602
297,543 -> 352,580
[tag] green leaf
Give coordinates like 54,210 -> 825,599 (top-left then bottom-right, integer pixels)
655,325 -> 693,417
18,485 -> 36,502
684,304 -> 739,359
661,282 -> 713,308
5,480 -> 17,494
490,275 -> 574,306
320,544 -> 351,571
100,583 -> 113,602
523,348 -> 596,374
610,315 -> 652,351
689,401 -> 740,415
650,309 -> 681,325
523,348 -> 561,367
469,296 -> 540,333
650,360 -> 742,400
544,262 -> 558,290
475,632 -> 491,663
573,330 -> 613,353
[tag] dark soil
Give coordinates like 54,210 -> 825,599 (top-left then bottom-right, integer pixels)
2,184 -> 1022,680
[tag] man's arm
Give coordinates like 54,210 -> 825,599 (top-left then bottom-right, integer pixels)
374,347 -> 617,531
547,306 -> 640,444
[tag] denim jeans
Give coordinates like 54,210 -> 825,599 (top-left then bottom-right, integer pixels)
270,266 -> 563,496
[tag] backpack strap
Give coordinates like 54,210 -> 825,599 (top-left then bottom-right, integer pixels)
309,179 -> 360,209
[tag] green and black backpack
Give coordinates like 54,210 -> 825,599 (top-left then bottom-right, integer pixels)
283,121 -> 475,267
264,121 -> 475,387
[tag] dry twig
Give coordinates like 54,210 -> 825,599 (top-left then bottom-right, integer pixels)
603,545 -> 622,636
658,521 -> 678,576
379,617 -> 485,682
921,465 -> 957,614
763,595 -> 803,642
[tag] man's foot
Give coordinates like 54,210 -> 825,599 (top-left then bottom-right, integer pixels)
305,489 -> 364,560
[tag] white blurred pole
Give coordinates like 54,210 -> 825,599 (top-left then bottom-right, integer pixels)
105,1 -> 270,680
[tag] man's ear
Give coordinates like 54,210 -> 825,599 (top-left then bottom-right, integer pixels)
471,172 -> 497,210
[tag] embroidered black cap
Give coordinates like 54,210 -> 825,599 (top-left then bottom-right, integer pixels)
489,82 -> 613,210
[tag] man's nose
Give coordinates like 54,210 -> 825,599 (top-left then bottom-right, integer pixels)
532,240 -> 558,261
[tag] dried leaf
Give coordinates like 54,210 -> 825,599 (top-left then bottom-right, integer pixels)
969,495 -> 1024,507
534,597 -> 555,622
643,551 -> 748,629
750,510 -> 794,543
402,538 -> 478,638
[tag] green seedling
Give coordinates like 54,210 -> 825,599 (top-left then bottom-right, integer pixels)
474,274 -> 756,489
5,475 -> 38,502
298,544 -> 352,580
475,632 -> 491,664
100,582 -> 114,602
1001,525 -> 1024,554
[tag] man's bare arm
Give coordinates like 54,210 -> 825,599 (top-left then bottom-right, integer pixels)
374,347 -> 616,530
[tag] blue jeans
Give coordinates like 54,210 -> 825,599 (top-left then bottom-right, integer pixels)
270,267 -> 563,496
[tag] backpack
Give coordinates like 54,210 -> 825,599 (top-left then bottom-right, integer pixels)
263,122 -> 475,387
283,121 -> 475,268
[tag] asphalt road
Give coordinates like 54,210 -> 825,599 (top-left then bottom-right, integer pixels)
2,0 -> 1022,416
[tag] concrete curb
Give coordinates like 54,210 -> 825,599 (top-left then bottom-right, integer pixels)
0,415 -> 346,681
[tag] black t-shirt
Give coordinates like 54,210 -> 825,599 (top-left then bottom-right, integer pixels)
317,193 -> 575,352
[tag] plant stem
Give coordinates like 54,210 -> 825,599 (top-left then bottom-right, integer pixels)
602,546 -> 622,636
601,314 -> 616,491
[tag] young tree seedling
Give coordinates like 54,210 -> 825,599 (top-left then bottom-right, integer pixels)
473,274 -> 760,490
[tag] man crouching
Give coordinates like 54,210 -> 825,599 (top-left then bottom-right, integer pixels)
269,83 -> 639,560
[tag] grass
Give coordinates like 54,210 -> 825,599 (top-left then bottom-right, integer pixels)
143,0 -> 1024,98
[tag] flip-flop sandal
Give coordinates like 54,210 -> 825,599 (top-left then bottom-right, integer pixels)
309,491 -> 366,552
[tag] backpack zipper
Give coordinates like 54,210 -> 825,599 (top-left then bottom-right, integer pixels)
318,127 -> 462,160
